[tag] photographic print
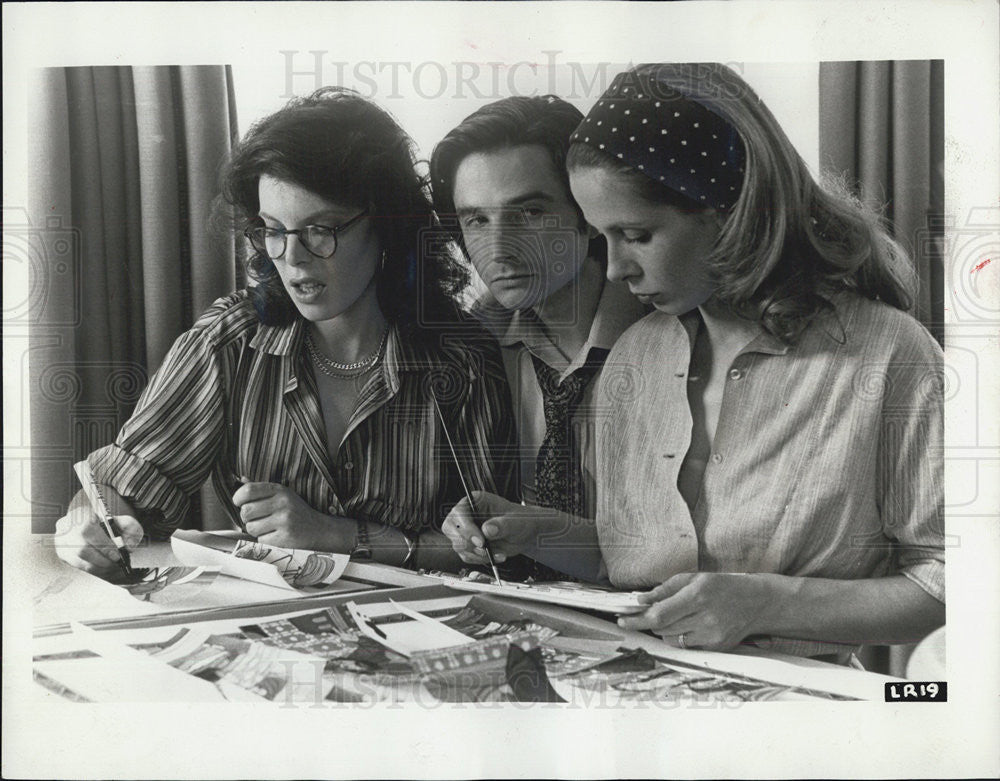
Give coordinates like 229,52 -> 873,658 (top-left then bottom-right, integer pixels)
3,1 -> 998,779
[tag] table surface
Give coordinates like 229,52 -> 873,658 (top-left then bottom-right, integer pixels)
27,534 -> 903,701
29,532 -> 431,629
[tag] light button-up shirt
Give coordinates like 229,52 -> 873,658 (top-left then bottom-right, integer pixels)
597,294 -> 944,656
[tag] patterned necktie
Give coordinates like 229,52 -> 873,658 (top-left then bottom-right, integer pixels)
530,351 -> 606,517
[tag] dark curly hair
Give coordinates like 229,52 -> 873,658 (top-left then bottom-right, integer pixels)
220,87 -> 468,336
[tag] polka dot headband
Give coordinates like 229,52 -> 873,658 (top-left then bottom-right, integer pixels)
570,67 -> 746,210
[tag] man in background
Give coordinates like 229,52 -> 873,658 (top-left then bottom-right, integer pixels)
431,95 -> 647,574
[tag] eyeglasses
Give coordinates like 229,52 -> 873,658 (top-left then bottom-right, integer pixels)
244,210 -> 368,260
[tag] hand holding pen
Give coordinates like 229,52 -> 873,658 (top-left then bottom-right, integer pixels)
53,462 -> 144,577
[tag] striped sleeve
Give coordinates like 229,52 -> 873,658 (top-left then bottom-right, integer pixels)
88,310 -> 234,536
457,338 -> 520,507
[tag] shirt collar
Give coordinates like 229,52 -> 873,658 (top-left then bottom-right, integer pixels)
380,322 -> 436,395
250,317 -> 302,356
249,318 -> 305,394
680,306 -> 792,357
468,293 -> 515,343
473,277 -> 647,362
743,327 -> 791,356
588,278 -> 650,351
719,292 -> 866,356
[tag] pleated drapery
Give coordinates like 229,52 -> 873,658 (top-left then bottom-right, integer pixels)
28,65 -> 240,532
818,60 -> 946,677
819,60 -> 945,345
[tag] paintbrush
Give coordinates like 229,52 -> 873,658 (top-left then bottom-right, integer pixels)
428,389 -> 503,587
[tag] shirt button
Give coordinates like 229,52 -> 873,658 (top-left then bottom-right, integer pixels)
674,372 -> 685,378
343,461 -> 354,471
327,505 -> 338,514
728,368 -> 743,380
711,453 -> 724,464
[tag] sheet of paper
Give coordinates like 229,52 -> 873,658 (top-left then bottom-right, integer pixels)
341,560 -> 437,588
352,595 -> 472,618
231,539 -> 350,587
34,622 -> 226,702
32,563 -> 166,628
143,626 -> 333,704
31,592 -> 891,707
109,565 -> 225,607
34,619 -> 336,704
345,599 -> 474,657
428,572 -> 647,614
170,533 -> 350,592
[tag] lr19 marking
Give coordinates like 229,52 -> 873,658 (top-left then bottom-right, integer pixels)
885,681 -> 947,702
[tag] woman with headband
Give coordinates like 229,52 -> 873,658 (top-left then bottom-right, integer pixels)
445,64 -> 944,659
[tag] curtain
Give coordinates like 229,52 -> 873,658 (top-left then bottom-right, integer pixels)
818,60 -> 945,677
28,65 -> 240,534
819,60 -> 945,346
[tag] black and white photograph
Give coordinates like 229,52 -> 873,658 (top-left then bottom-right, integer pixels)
3,1 -> 998,778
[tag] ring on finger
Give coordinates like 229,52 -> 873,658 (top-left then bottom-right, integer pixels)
678,633 -> 688,649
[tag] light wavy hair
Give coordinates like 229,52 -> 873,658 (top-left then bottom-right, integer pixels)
568,63 -> 917,343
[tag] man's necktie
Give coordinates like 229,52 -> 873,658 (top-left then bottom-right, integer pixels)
530,351 -> 606,517
494,350 -> 606,584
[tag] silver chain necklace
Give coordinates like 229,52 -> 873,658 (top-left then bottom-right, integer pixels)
305,326 -> 389,379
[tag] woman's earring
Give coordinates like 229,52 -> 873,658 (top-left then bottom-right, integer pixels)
379,249 -> 387,274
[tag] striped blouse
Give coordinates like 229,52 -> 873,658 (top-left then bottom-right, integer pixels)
88,291 -> 519,538
596,293 -> 944,657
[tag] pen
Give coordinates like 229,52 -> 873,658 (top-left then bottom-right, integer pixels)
235,476 -> 255,535
73,461 -> 133,578
428,390 -> 504,588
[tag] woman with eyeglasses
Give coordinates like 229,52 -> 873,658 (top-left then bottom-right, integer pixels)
55,88 -> 517,574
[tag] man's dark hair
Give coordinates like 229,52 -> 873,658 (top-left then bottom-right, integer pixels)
430,95 -> 593,251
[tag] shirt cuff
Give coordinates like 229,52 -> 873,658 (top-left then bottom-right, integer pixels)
748,636 -> 861,661
88,444 -> 190,536
901,559 -> 945,603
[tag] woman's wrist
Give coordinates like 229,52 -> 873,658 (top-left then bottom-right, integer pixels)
323,517 -> 456,571
73,484 -> 139,522
413,529 -> 467,572
358,520 -> 412,566
750,573 -> 803,636
325,516 -> 413,567
519,506 -> 581,560
320,515 -> 360,553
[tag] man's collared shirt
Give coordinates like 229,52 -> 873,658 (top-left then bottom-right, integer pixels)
472,277 -> 648,520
